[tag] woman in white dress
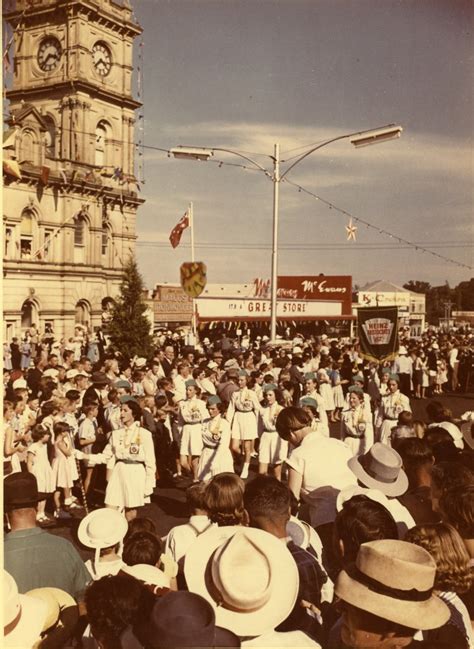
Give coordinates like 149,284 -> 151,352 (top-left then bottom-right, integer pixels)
375,374 -> 411,445
226,370 -> 261,479
299,396 -> 329,437
258,384 -> 288,481
178,380 -> 208,481
340,386 -> 374,457
79,399 -> 156,521
197,396 -> 234,482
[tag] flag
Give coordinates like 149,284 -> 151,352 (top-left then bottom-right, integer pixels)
169,210 -> 190,249
358,306 -> 399,363
40,165 -> 50,185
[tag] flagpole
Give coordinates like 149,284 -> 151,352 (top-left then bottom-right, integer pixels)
189,202 -> 197,342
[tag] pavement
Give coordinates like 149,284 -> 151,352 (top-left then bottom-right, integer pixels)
26,390 -> 474,562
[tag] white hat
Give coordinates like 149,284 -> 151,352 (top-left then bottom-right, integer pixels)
66,369 -> 79,380
78,508 -> 128,571
4,570 -> 47,648
398,346 -> 408,355
43,368 -> 59,379
286,515 -> 323,560
431,342 -> 439,350
184,526 -> 299,637
207,361 -> 218,370
336,485 -> 392,513
121,563 -> 170,588
12,378 -> 27,390
292,346 -> 303,354
134,357 -> 147,369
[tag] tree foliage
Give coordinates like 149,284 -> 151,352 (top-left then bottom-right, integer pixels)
107,256 -> 153,362
404,277 -> 474,324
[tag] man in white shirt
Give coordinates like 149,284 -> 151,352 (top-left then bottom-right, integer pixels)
392,347 -> 413,397
448,342 -> 459,391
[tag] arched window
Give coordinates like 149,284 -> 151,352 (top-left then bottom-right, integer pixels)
75,300 -> 91,328
21,299 -> 38,329
74,214 -> 85,246
18,128 -> 37,164
20,209 -> 35,259
73,212 -> 89,263
95,121 -> 109,167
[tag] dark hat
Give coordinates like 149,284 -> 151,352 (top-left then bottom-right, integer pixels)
91,371 -> 110,386
4,473 -> 40,512
119,591 -> 240,649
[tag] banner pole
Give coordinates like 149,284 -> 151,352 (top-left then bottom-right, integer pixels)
189,202 -> 197,341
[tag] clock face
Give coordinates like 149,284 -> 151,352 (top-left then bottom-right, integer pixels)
92,42 -> 112,77
37,37 -> 62,72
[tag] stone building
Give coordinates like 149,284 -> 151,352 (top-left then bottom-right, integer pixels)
3,0 -> 144,341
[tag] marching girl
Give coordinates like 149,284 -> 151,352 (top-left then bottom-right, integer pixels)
299,396 -> 330,437
52,421 -> 80,518
197,396 -> 234,481
330,362 -> 345,420
178,380 -> 208,482
258,384 -> 288,481
77,399 -> 156,521
226,370 -> 261,480
317,367 -> 336,423
375,374 -> 411,445
340,386 -> 374,457
27,424 -> 55,523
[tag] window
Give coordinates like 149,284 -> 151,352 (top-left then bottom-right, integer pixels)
95,122 -> 108,167
101,222 -> 109,256
20,209 -> 34,259
18,129 -> 37,164
44,228 -> 53,260
74,215 -> 85,246
75,300 -> 90,328
4,226 -> 13,257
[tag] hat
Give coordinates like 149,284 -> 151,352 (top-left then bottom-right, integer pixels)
348,443 -> 408,498
431,342 -> 439,350
352,374 -> 364,384
78,508 -> 128,571
134,357 -> 147,369
237,370 -> 248,378
43,368 -> 59,380
389,373 -> 400,383
262,383 -> 278,392
207,395 -> 222,406
120,395 -> 137,404
207,361 -> 218,370
224,359 -> 240,371
4,570 -> 47,648
286,516 -> 321,558
299,396 -> 319,410
348,385 -> 364,396
184,526 -> 299,637
336,484 -> 393,513
398,346 -> 408,355
121,564 -> 170,589
4,473 -> 40,512
12,378 -> 27,390
304,372 -> 316,381
25,587 -> 76,634
65,369 -> 79,380
292,346 -> 303,354
91,371 -> 110,386
119,591 -> 240,649
115,379 -> 132,389
185,379 -> 198,388
335,540 -> 450,631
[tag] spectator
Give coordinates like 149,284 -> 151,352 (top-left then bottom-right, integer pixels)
78,508 -> 128,580
204,472 -> 247,527
396,437 -> 440,525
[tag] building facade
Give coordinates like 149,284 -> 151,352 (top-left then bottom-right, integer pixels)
3,0 -> 144,341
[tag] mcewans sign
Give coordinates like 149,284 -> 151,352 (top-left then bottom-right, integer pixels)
253,275 -> 352,317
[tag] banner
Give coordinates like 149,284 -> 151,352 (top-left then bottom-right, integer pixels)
358,306 -> 399,362
180,262 -> 207,298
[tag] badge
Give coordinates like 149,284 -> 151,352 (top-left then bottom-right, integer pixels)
357,423 -> 366,434
129,443 -> 139,455
180,262 -> 207,298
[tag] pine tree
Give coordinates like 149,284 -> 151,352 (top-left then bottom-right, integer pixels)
107,256 -> 153,362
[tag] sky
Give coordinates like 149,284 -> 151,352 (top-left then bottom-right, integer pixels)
131,0 -> 473,291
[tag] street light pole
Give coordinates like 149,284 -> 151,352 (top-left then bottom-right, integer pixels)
270,143 -> 280,341
170,124 -> 402,342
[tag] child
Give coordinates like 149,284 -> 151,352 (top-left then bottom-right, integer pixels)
78,403 -> 98,493
26,424 -> 55,523
330,362 -> 345,421
78,508 -> 128,580
51,421 -> 80,519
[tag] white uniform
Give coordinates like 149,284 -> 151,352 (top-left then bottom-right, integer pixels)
88,422 -> 156,509
318,370 -> 335,411
178,397 -> 208,456
197,415 -> 234,481
304,390 -> 329,429
227,388 -> 260,440
259,403 -> 288,465
340,405 -> 374,457
376,390 -> 411,445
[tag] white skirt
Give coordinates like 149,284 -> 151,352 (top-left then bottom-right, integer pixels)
198,446 -> 234,481
258,431 -> 288,465
319,383 -> 335,410
342,429 -> 374,457
180,423 -> 204,456
231,411 -> 258,441
105,461 -> 148,509
332,385 -> 345,409
379,419 -> 398,446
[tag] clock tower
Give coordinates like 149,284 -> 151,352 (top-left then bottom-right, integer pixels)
3,0 -> 145,341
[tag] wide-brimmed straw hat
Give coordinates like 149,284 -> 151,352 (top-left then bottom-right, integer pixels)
78,508 -> 128,571
348,443 -> 408,497
184,526 -> 299,637
336,540 -> 450,630
4,570 -> 47,648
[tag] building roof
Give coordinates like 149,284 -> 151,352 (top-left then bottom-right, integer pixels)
359,279 -> 409,293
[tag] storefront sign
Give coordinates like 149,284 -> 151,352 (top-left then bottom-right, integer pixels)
196,297 -> 343,321
358,291 -> 410,310
153,286 -> 193,323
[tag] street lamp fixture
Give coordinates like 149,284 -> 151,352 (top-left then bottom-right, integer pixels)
171,123 -> 402,342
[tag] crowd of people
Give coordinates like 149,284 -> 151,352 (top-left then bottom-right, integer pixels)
3,323 -> 474,648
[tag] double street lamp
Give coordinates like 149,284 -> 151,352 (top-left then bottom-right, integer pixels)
171,123 -> 402,341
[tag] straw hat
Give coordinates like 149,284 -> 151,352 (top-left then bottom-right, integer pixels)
78,508 -> 128,571
335,540 -> 450,630
4,570 -> 47,648
121,563 -> 170,589
348,443 -> 408,497
184,526 -> 299,637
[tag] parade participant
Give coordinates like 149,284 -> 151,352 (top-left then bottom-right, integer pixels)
340,386 -> 374,457
317,366 -> 336,423
303,373 -> 329,429
227,370 -> 261,479
299,396 -> 330,437
392,346 -> 412,397
173,361 -> 192,402
330,361 -> 345,420
258,384 -> 288,480
396,437 -> 440,525
197,395 -> 233,482
26,424 -> 55,524
178,379 -> 208,481
79,399 -> 156,521
376,374 -> 411,445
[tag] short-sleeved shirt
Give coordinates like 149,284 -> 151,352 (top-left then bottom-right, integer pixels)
4,527 -> 90,599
